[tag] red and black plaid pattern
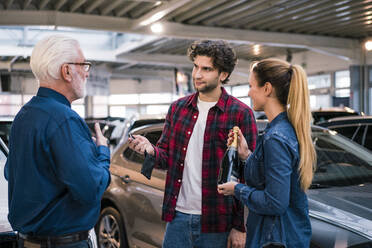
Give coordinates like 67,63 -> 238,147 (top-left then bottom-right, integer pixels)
154,87 -> 257,233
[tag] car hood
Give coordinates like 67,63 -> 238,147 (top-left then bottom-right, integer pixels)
308,183 -> 372,240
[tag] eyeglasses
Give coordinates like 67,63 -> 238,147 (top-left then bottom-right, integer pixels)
66,62 -> 92,72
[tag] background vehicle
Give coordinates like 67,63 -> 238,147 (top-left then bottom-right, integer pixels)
0,137 -> 17,247
312,107 -> 361,124
317,116 -> 372,151
85,117 -> 126,151
255,107 -> 361,125
0,116 -> 13,147
96,121 -> 372,248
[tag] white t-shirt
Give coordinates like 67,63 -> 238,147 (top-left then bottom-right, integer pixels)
175,97 -> 217,215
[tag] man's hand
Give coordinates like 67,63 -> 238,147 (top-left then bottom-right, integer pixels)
227,228 -> 245,248
94,122 -> 108,147
217,181 -> 238,196
128,134 -> 155,156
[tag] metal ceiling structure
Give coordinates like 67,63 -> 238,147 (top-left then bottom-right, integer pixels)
0,0 -> 370,79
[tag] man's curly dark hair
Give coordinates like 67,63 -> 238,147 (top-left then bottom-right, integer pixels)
187,40 -> 237,84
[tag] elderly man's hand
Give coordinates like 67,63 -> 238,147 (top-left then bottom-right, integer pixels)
93,122 -> 108,147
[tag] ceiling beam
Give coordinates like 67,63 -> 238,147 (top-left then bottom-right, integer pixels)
101,0 -> 123,15
71,0 -> 87,12
85,0 -> 104,14
5,0 -> 14,9
39,0 -> 50,9
0,10 -> 360,58
130,0 -> 192,28
116,1 -> 140,17
55,0 -> 68,11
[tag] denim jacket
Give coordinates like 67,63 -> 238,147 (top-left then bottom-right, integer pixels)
234,112 -> 311,248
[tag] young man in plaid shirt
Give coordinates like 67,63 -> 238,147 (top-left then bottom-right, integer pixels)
129,40 -> 257,248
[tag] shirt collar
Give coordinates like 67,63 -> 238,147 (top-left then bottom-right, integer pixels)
266,111 -> 287,130
37,87 -> 71,108
187,87 -> 229,112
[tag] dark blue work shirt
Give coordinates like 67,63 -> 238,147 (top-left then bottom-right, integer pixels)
4,87 -> 110,235
234,112 -> 311,248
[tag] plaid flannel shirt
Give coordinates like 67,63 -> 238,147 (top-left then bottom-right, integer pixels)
142,87 -> 257,233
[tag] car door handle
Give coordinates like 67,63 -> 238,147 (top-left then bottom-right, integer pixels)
121,175 -> 131,184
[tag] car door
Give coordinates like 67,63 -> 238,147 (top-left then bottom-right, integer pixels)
110,125 -> 166,248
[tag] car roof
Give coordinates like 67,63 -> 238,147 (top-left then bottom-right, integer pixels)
319,115 -> 372,126
311,107 -> 358,114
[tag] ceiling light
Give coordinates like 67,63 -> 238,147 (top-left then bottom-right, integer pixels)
365,40 -> 372,51
151,23 -> 163,33
253,44 -> 261,55
155,1 -> 162,6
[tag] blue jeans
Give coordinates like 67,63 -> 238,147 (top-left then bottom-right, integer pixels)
163,211 -> 229,248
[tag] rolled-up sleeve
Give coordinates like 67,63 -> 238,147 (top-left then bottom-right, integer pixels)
49,117 -> 110,205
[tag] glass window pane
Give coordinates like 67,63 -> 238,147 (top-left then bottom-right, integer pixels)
110,106 -> 126,118
335,89 -> 350,97
308,74 -> 331,89
139,93 -> 172,104
73,98 -> 84,104
71,105 -> 85,118
0,95 -> 22,104
146,105 -> 169,115
93,95 -> 108,104
333,127 -> 358,139
224,86 -> 232,95
93,105 -> 108,118
0,105 -> 21,116
232,85 -> 249,98
109,94 -> 140,105
238,97 -> 251,108
22,94 -> 34,104
310,95 -> 331,109
335,70 -> 350,88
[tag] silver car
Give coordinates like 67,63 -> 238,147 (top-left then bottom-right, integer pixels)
96,123 -> 372,248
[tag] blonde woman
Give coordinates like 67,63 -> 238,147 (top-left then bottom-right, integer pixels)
218,58 -> 316,248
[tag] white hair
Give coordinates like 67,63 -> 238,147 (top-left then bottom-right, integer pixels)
30,35 -> 81,83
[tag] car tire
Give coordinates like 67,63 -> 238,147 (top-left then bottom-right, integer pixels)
96,207 -> 128,248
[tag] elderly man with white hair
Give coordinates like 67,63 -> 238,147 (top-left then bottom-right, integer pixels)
4,35 -> 110,248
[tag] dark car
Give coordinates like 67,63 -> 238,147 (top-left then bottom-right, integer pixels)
0,116 -> 13,147
317,116 -> 372,151
0,137 -> 17,247
312,107 -> 360,124
256,107 -> 361,125
96,121 -> 372,248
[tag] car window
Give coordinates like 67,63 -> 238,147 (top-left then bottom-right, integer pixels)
333,126 -> 358,140
312,131 -> 372,187
123,130 -> 162,165
365,125 -> 372,151
352,125 -> 367,145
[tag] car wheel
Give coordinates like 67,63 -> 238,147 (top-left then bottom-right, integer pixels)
97,207 -> 127,248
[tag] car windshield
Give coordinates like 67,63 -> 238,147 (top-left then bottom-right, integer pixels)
312,129 -> 372,188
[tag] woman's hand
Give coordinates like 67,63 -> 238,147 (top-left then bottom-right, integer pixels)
226,128 -> 251,160
217,182 -> 238,196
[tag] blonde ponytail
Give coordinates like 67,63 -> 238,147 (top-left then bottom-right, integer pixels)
287,65 -> 316,190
